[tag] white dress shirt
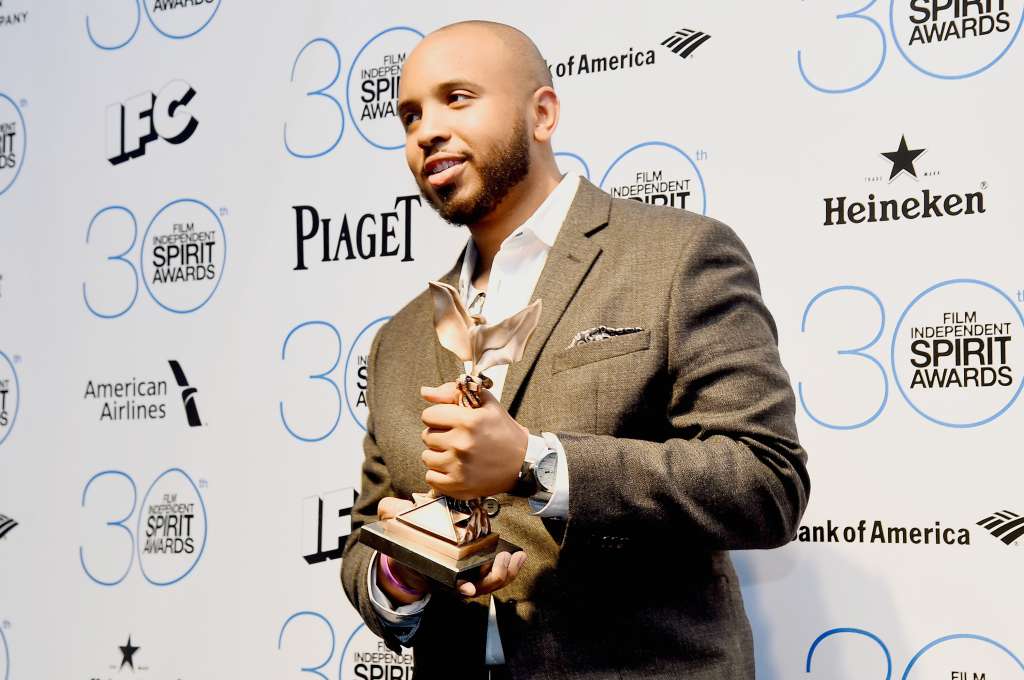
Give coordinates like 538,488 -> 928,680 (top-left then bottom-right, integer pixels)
367,172 -> 581,665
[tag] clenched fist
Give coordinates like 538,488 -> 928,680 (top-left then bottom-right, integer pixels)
419,381 -> 528,500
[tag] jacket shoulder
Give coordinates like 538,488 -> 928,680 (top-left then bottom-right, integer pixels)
602,193 -> 746,257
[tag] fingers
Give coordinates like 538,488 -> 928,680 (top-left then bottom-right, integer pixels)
420,382 -> 460,404
457,551 -> 527,597
377,497 -> 414,521
421,426 -> 462,453
421,403 -> 471,429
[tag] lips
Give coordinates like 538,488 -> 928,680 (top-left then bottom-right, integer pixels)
423,155 -> 467,187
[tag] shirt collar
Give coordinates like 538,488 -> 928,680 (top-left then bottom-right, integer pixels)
459,172 -> 581,297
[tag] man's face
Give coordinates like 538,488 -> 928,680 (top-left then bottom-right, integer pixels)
398,29 -> 531,225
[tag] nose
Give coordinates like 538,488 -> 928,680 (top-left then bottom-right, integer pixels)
414,106 -> 450,154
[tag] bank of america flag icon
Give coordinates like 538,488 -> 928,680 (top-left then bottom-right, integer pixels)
976,510 -> 1024,545
0,514 -> 17,539
661,28 -> 711,59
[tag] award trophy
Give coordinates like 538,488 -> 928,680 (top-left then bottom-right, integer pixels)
358,281 -> 542,587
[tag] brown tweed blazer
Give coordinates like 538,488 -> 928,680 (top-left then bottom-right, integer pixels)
341,177 -> 810,680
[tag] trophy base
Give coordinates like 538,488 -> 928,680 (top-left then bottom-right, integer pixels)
359,519 -> 520,588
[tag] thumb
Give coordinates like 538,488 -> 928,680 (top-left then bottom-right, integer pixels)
378,497 -> 414,520
420,382 -> 460,404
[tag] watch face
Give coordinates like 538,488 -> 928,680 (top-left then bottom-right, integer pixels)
536,451 -> 557,490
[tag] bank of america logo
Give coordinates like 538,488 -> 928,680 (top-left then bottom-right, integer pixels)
0,513 -> 17,539
976,510 -> 1024,545
168,360 -> 202,427
660,28 -> 711,59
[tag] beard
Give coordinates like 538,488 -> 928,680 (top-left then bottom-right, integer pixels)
420,119 -> 531,226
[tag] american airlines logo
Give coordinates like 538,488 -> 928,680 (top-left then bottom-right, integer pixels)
168,360 -> 202,427
660,28 -> 711,59
976,509 -> 1024,546
0,513 -> 16,539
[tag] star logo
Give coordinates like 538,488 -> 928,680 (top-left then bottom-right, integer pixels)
119,635 -> 140,671
881,135 -> 926,181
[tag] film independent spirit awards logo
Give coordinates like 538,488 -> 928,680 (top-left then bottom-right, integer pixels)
83,360 -> 203,426
890,0 -> 1024,77
0,90 -> 26,197
0,349 -> 19,446
823,134 -> 988,227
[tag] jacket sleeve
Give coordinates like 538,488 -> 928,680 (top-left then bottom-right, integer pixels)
557,219 -> 810,551
339,327 -> 407,653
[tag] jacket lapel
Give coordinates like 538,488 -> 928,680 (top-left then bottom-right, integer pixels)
499,178 -> 610,413
429,178 -> 612,407
433,247 -> 467,384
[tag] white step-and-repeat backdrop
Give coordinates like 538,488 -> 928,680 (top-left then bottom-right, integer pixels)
1,1 -> 1022,678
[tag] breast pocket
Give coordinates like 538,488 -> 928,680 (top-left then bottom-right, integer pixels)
550,329 -> 651,374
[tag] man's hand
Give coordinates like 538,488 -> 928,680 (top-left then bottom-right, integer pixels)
376,496 -> 528,600
419,382 -> 528,500
456,550 -> 527,597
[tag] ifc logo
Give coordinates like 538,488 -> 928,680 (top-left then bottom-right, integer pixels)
0,93 -> 26,198
0,351 -> 20,448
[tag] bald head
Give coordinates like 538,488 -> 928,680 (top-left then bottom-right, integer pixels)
430,20 -> 552,95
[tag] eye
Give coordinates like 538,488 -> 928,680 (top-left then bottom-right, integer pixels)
401,111 -> 420,128
448,91 -> 471,104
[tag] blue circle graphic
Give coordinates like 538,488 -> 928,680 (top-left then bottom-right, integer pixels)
135,467 -> 208,586
143,0 -> 221,40
554,151 -> 591,180
890,278 -> 1024,428
344,316 -> 390,431
599,141 -> 707,215
345,26 -> 424,151
140,198 -> 227,314
889,0 -> 1024,79
0,93 -> 27,198
0,352 -> 20,448
903,633 -> 1024,679
0,619 -> 8,680
339,623 -> 366,680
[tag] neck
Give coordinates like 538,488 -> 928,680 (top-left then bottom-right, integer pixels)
468,162 -> 562,286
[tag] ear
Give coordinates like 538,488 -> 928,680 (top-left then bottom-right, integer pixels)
428,281 -> 473,361
531,86 -> 559,143
472,299 -> 543,374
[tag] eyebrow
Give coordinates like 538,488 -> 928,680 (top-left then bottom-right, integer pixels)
398,78 -> 484,116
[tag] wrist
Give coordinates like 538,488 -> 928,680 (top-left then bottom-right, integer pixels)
378,554 -> 428,605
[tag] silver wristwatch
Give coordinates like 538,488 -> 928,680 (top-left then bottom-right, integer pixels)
513,447 -> 558,502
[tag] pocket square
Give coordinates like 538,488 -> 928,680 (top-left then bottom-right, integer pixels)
568,325 -> 645,349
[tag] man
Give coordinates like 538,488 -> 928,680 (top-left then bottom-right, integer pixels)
340,20 -> 810,680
